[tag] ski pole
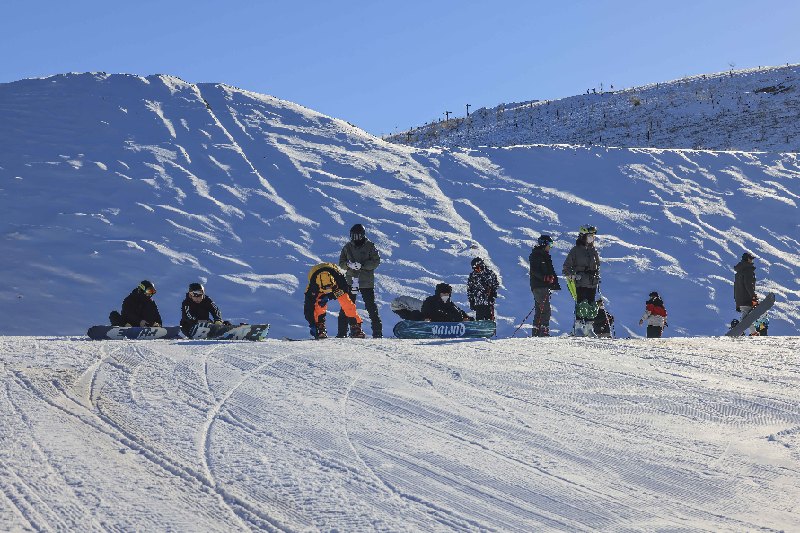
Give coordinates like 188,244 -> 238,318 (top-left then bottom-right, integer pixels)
512,304 -> 537,337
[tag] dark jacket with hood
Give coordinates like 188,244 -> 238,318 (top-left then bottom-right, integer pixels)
121,289 -> 162,326
529,245 -> 562,291
421,283 -> 471,322
180,294 -> 223,332
734,260 -> 756,307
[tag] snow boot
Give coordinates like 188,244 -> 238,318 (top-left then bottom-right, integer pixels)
571,320 -> 585,337
315,320 -> 328,339
582,320 -> 597,338
350,322 -> 366,339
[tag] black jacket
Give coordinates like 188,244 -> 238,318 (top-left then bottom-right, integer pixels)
180,294 -> 222,331
529,245 -> 561,290
733,260 -> 756,307
121,289 -> 162,326
421,295 -> 471,322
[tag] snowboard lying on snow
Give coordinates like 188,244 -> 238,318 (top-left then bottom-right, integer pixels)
393,320 -> 496,339
189,321 -> 270,341
87,326 -> 182,340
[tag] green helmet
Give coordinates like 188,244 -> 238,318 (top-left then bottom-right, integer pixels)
579,225 -> 597,235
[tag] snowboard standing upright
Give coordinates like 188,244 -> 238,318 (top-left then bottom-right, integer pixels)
725,293 -> 775,337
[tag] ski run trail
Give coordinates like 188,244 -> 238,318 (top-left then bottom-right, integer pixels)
1,335 -> 798,532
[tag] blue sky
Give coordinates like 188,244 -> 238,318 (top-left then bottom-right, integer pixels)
2,0 -> 798,134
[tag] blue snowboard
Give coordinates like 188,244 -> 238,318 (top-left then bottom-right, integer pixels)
393,320 -> 496,339
87,326 -> 182,340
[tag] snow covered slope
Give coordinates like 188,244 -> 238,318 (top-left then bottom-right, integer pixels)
1,336 -> 798,531
387,64 -> 800,152
1,73 -> 799,337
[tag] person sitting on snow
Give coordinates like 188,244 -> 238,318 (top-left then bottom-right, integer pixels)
421,283 -> 473,322
304,263 -> 365,339
639,291 -> 668,338
109,280 -> 162,328
180,282 -> 227,337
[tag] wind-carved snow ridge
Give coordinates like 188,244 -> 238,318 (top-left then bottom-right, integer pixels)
0,72 -> 799,336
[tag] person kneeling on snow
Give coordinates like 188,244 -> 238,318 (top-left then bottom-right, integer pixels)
421,283 -> 473,322
304,263 -> 365,339
639,291 -> 667,338
593,300 -> 614,338
180,282 -> 227,337
109,280 -> 163,328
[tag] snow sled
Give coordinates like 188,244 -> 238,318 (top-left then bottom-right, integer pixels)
393,320 -> 496,339
189,321 -> 270,341
725,292 -> 775,337
87,325 -> 182,340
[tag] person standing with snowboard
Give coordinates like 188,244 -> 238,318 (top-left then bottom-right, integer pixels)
338,224 -> 383,338
179,282 -> 226,337
304,263 -> 365,339
529,235 -> 561,336
639,291 -> 668,338
734,252 -> 759,335
467,258 -> 500,321
110,280 -> 162,328
562,225 -> 601,336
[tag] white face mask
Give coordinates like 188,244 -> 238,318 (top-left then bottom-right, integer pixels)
586,234 -> 595,244
440,294 -> 450,302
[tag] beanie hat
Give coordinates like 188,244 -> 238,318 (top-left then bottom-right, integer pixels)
435,282 -> 453,294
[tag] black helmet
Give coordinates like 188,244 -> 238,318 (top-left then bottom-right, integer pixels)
537,235 -> 554,247
138,280 -> 156,296
349,224 -> 366,244
649,291 -> 659,298
471,257 -> 485,269
435,282 -> 453,295
742,252 -> 755,261
188,282 -> 204,293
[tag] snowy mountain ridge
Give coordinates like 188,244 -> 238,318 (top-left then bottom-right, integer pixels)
1,72 -> 799,337
386,63 -> 800,152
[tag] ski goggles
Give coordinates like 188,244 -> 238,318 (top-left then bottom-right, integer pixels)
580,225 -> 598,235
190,291 -> 204,298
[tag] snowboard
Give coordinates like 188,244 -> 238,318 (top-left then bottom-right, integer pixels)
190,322 -> 270,341
725,293 -> 775,337
393,320 -> 496,339
87,326 -> 182,340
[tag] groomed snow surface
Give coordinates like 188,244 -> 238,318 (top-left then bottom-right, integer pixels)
1,336 -> 798,531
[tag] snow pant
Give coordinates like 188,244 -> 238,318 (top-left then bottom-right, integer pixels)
575,286 -> 597,314
739,305 -> 757,335
532,288 -> 551,336
646,325 -> 663,338
311,291 -> 361,326
473,304 -> 494,321
338,288 -> 380,337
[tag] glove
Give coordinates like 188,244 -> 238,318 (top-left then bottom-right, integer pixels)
751,297 -> 759,307
639,319 -> 644,325
736,306 -> 740,312
124,323 -> 132,327
139,320 -> 148,327
574,274 -> 582,281
348,261 -> 361,271
214,320 -> 223,325
309,324 -> 317,338
152,322 -> 161,327
223,320 -> 233,326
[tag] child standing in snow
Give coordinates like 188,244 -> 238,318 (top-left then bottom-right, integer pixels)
639,291 -> 667,338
